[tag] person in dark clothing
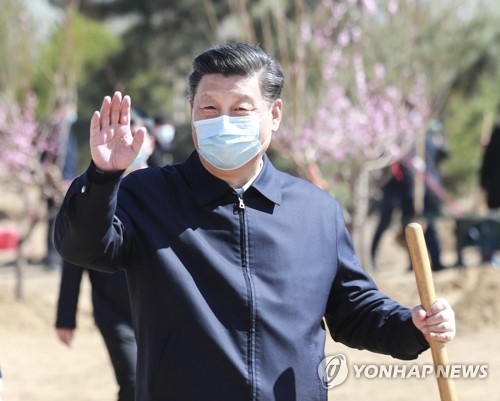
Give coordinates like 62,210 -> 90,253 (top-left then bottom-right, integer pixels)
422,120 -> 450,270
480,106 -> 500,210
54,43 -> 455,401
370,160 -> 415,269
55,262 -> 136,401
148,112 -> 176,166
478,106 -> 500,263
371,120 -> 449,272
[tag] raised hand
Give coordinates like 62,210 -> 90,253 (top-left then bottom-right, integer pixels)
89,91 -> 146,172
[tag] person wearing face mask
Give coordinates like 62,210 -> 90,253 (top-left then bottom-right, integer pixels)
54,43 -> 456,401
148,112 -> 176,166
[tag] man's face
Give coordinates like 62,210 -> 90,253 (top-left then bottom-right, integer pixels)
190,73 -> 282,157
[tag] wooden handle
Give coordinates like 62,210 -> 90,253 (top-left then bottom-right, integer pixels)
405,222 -> 458,401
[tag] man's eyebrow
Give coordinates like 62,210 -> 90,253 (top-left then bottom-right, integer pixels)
198,92 -> 258,105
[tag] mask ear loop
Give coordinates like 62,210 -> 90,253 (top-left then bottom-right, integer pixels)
258,102 -> 276,150
259,101 -> 276,122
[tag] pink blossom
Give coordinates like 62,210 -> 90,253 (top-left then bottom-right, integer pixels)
0,93 -> 67,186
362,0 -> 377,14
388,1 -> 399,15
277,1 -> 429,163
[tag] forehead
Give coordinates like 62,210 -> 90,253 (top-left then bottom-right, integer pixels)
195,73 -> 262,102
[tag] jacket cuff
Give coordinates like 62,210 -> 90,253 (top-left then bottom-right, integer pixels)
86,160 -> 125,184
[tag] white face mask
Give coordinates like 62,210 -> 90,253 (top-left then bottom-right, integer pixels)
128,141 -> 149,170
194,107 -> 272,171
154,124 -> 175,149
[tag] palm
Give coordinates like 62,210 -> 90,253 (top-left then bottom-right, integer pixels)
89,91 -> 144,172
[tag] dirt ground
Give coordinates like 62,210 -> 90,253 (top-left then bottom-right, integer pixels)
1,213 -> 499,401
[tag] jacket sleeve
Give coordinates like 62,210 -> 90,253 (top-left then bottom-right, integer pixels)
55,261 -> 85,329
54,161 -> 130,273
324,204 -> 429,360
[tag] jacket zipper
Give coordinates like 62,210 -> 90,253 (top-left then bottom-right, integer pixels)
236,193 -> 257,400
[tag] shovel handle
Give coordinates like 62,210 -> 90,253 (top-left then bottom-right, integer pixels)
405,222 -> 458,401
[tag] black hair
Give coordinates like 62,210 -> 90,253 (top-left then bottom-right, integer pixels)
188,43 -> 284,103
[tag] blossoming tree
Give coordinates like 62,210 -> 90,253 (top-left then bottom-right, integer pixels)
0,0 -> 120,298
270,0 -> 431,265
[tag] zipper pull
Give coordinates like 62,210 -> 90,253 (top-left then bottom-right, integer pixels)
238,195 -> 245,210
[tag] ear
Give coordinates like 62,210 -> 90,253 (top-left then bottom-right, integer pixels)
271,99 -> 283,131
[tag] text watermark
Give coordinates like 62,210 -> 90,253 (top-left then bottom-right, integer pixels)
318,354 -> 489,389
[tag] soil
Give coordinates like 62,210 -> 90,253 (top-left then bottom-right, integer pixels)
0,205 -> 499,401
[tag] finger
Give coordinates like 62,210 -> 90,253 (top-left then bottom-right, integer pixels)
119,95 -> 131,125
57,329 -> 72,346
426,320 -> 454,333
61,335 -> 71,346
99,95 -> 112,130
90,111 -> 101,139
423,310 -> 456,340
110,91 -> 123,125
412,304 -> 427,323
425,298 -> 449,317
429,330 -> 455,343
425,309 -> 454,328
413,304 -> 426,316
65,331 -> 74,346
424,299 -> 454,325
132,127 -> 146,153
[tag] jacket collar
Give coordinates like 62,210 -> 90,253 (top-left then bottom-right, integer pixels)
180,151 -> 282,207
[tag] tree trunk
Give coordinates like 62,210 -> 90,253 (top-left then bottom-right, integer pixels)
14,186 -> 45,300
351,167 -> 371,270
15,252 -> 25,301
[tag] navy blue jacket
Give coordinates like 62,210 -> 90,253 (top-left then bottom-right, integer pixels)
55,151 -> 428,401
55,261 -> 132,330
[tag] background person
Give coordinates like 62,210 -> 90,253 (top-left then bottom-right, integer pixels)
478,104 -> 500,264
370,159 -> 415,270
55,262 -> 136,401
371,120 -> 449,272
421,120 -> 450,271
149,112 -> 176,166
480,104 -> 500,210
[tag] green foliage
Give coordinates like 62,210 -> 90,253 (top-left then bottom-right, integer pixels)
72,15 -> 123,80
126,68 -> 176,116
77,0 -> 218,116
0,0 -> 38,98
32,12 -> 123,118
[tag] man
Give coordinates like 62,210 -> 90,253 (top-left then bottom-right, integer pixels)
55,43 -> 455,401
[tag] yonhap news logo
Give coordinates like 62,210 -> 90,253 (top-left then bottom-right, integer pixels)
317,354 -> 349,389
318,354 -> 488,389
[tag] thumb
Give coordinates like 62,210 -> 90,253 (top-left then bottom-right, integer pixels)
411,304 -> 427,331
131,127 -> 146,155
